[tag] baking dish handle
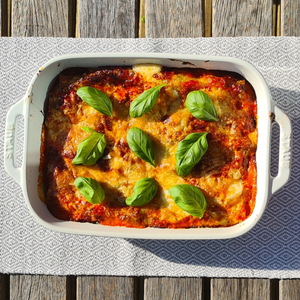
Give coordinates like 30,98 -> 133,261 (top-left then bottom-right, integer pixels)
270,106 -> 292,195
4,97 -> 26,186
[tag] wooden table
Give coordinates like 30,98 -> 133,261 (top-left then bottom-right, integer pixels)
1,0 -> 300,299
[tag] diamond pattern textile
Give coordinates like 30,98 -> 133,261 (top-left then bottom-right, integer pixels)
0,37 -> 299,278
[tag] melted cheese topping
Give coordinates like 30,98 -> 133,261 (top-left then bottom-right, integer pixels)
133,64 -> 162,81
38,65 -> 258,228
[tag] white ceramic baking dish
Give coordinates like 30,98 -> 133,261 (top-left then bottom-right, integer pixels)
4,53 -> 292,239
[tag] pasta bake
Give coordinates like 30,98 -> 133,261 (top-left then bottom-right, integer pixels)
38,64 -> 258,228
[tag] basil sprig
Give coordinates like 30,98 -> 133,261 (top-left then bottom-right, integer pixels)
126,178 -> 158,206
72,127 -> 106,166
129,84 -> 167,118
186,90 -> 219,121
169,184 -> 207,218
127,127 -> 156,167
176,132 -> 208,176
74,177 -> 105,204
77,86 -> 113,117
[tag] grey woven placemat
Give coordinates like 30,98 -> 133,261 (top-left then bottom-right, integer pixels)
0,37 -> 299,278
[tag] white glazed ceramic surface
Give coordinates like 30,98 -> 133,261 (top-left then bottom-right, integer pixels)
4,53 -> 292,239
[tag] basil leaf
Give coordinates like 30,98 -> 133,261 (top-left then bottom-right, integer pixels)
127,127 -> 156,166
176,132 -> 208,176
186,90 -> 219,121
129,84 -> 167,118
72,127 -> 106,165
77,86 -> 113,117
169,184 -> 207,218
126,178 -> 158,206
74,177 -> 105,204
81,126 -> 96,133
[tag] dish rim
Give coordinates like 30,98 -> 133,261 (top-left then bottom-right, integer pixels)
4,52 -> 292,239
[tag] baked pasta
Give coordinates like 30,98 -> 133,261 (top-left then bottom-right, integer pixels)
38,64 -> 258,228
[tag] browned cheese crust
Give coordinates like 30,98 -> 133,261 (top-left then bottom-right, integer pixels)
38,64 -> 258,228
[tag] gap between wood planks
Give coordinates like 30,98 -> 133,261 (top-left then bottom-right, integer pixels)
1,0 -> 9,36
274,0 -> 280,36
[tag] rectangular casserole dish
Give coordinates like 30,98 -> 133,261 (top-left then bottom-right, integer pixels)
4,53 -> 292,239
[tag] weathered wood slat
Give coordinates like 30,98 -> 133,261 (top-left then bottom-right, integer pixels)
11,0 -> 73,37
212,0 -> 273,37
211,279 -> 270,300
76,0 -> 137,38
145,0 -> 204,38
144,277 -> 203,300
10,275 -> 67,300
279,280 -> 300,299
281,0 -> 300,36
77,276 -> 135,300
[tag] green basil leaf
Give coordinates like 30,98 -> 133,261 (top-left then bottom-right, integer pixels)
77,86 -> 113,117
129,84 -> 167,118
126,178 -> 158,206
127,127 -> 156,166
74,177 -> 105,204
186,90 -> 219,121
72,127 -> 106,165
169,184 -> 207,218
81,126 -> 96,133
176,132 -> 208,176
